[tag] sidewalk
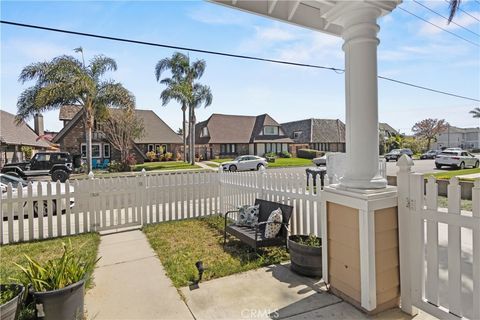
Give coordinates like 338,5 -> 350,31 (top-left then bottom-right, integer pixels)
195,161 -> 218,171
85,230 -> 193,320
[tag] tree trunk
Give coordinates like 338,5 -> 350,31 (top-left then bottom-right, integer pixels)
191,112 -> 196,165
182,105 -> 187,162
189,106 -> 195,165
427,138 -> 431,151
86,125 -> 93,173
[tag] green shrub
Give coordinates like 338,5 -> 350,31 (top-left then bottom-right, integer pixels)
264,152 -> 276,158
21,146 -> 33,160
165,152 -> 173,161
297,149 -> 322,159
279,151 -> 292,158
146,151 -> 156,162
13,240 -> 100,292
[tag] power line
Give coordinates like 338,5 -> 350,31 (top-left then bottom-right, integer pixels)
1,20 -> 479,103
445,0 -> 480,22
397,6 -> 480,47
413,0 -> 480,37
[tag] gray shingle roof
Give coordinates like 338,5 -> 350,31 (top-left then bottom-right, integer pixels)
54,107 -> 182,144
281,118 -> 345,143
0,110 -> 50,148
59,105 -> 82,121
379,123 -> 398,136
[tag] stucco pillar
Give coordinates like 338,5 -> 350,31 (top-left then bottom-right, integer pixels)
339,5 -> 387,189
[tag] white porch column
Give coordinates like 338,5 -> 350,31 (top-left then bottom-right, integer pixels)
339,5 -> 387,189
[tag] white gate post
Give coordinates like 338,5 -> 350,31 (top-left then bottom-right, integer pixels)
218,167 -> 224,214
141,169 -> 148,225
396,155 -> 418,316
258,166 -> 266,200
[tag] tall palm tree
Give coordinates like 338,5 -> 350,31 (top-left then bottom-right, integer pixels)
16,54 -> 135,172
448,0 -> 461,22
155,53 -> 190,162
155,52 -> 212,165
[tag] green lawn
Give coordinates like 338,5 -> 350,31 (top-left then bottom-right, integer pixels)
0,233 -> 100,285
268,157 -> 312,168
204,162 -> 220,168
428,168 -> 480,181
134,161 -> 202,171
143,216 -> 288,288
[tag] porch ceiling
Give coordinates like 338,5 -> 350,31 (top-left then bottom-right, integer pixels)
209,0 -> 400,36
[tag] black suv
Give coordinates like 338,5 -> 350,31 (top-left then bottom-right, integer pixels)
384,148 -> 413,162
1,152 -> 73,182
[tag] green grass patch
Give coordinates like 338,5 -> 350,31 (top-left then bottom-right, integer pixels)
209,158 -> 234,164
134,161 -> 201,171
438,196 -> 472,211
143,215 -> 289,288
204,162 -> 220,168
428,168 -> 480,181
0,233 -> 100,286
268,157 -> 312,168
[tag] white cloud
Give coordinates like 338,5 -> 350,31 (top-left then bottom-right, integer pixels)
419,11 -> 480,35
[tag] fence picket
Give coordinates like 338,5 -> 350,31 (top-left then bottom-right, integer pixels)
17,184 -> 24,242
56,181 -> 62,237
425,176 -> 439,306
473,179 -> 480,320
447,177 -> 462,317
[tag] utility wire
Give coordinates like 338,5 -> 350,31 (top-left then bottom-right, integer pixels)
397,6 -> 480,47
1,20 -> 479,103
445,0 -> 480,22
413,0 -> 480,37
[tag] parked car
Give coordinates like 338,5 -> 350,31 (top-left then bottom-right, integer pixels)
1,152 -> 73,182
221,155 -> 268,172
1,173 -> 74,218
384,149 -> 413,162
420,150 -> 441,159
435,151 -> 479,169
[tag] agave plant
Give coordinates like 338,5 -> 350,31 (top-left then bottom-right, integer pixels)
14,240 -> 100,292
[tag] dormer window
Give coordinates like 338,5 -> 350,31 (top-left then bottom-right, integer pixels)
200,127 -> 209,137
263,126 -> 279,135
293,131 -> 302,139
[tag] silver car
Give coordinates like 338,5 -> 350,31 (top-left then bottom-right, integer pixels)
221,155 -> 268,172
1,173 -> 74,217
435,151 -> 479,169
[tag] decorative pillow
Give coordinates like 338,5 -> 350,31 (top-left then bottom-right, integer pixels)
236,204 -> 259,227
264,208 -> 283,239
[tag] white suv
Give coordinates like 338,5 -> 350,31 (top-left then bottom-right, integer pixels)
435,151 -> 479,169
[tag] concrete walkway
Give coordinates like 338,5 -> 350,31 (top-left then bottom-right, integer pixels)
85,230 -> 193,320
195,161 -> 218,171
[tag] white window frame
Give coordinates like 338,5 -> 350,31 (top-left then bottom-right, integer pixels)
200,127 -> 209,137
81,143 -> 102,158
293,131 -> 302,139
263,126 -> 279,135
147,144 -> 154,153
103,144 -> 111,158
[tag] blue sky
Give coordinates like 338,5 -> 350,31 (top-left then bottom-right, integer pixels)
1,0 -> 479,134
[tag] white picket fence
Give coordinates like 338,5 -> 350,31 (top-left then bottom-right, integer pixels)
1,169 -> 326,244
220,170 -> 326,236
397,161 -> 480,320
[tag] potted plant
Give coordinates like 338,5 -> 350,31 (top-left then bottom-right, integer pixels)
14,241 -> 99,319
0,284 -> 25,320
288,234 -> 322,277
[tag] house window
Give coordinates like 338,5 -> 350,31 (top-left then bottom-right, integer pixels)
103,144 -> 110,158
147,144 -> 154,152
220,144 -> 236,154
162,144 -> 167,153
200,127 -> 209,137
81,143 -> 101,158
293,131 -> 302,139
263,126 -> 279,135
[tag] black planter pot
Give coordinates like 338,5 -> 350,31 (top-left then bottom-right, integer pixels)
288,235 -> 322,277
31,279 -> 84,320
0,284 -> 25,320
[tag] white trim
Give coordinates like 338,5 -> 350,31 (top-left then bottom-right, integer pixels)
81,143 -> 102,159
103,144 -> 110,158
359,209 -> 376,311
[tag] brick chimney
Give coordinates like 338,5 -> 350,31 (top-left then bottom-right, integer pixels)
34,113 -> 44,137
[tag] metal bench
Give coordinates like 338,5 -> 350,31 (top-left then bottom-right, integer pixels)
223,199 -> 293,252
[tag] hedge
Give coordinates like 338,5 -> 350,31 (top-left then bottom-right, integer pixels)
297,149 -> 323,159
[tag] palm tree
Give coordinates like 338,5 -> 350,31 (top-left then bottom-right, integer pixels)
155,52 -> 212,165
155,53 -> 190,162
16,54 -> 135,172
448,0 -> 461,23
470,107 -> 480,119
